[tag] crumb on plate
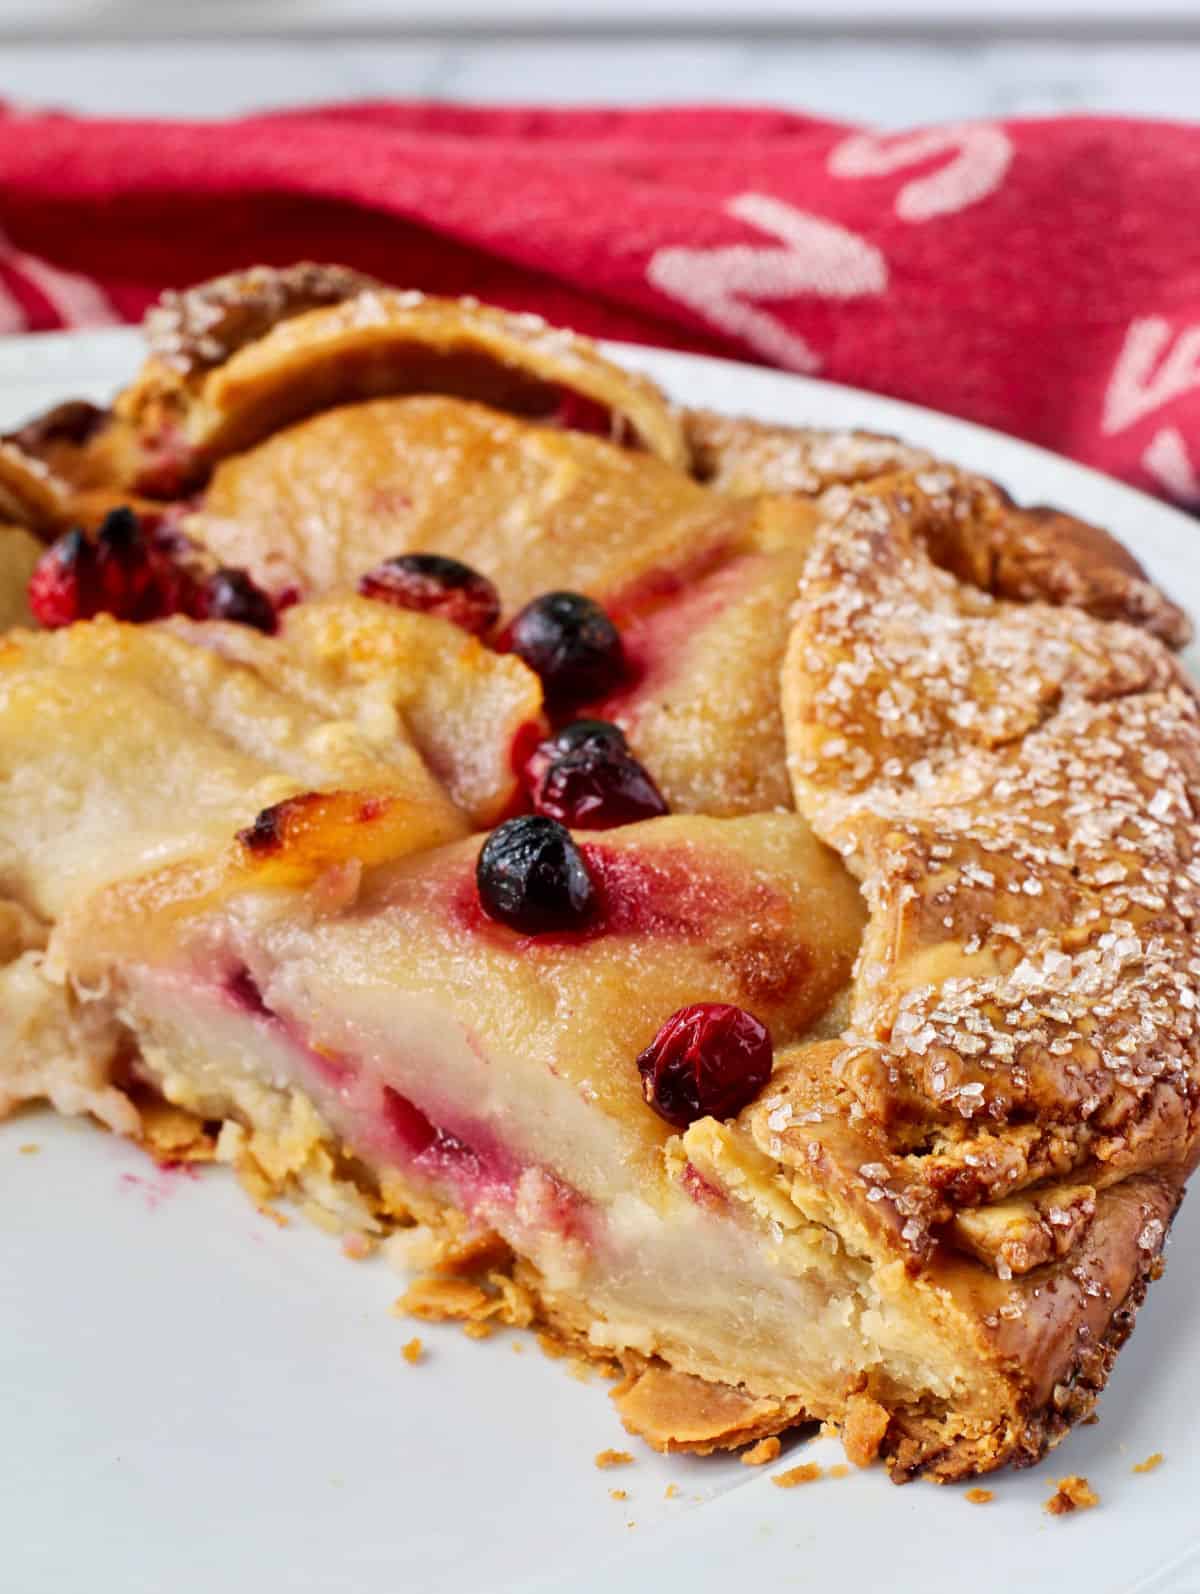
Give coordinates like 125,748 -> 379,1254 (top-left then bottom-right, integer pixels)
1133,1453 -> 1164,1475
827,1464 -> 850,1480
965,1487 -> 994,1505
741,1436 -> 781,1467
609,1488 -> 627,1501
595,1449 -> 634,1470
402,1336 -> 424,1365
664,1483 -> 679,1500
1045,1476 -> 1099,1515
18,1143 -> 40,1155
772,1463 -> 822,1489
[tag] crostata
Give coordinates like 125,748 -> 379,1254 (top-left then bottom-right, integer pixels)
2,265 -> 1197,1484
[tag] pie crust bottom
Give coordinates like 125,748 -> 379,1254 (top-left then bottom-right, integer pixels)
107,1002 -> 1167,1485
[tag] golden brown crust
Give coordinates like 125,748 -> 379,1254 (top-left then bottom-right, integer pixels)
118,275 -> 689,485
610,1361 -> 809,1455
685,408 -> 934,495
759,465 -> 1197,1477
687,410 -> 1190,648
143,263 -> 382,376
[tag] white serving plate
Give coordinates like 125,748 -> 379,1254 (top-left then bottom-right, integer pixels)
2,329 -> 1198,1594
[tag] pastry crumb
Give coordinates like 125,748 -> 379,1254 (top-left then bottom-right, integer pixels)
462,1319 -> 493,1341
664,1483 -> 680,1500
1045,1475 -> 1099,1515
772,1462 -> 822,1489
965,1487 -> 994,1504
842,1393 -> 890,1467
18,1142 -> 40,1155
401,1337 -> 424,1365
609,1488 -> 627,1501
510,1340 -> 525,1354
827,1464 -> 850,1480
398,1275 -> 491,1322
340,1231 -> 374,1261
741,1436 -> 781,1467
1132,1452 -> 1164,1474
595,1449 -> 634,1470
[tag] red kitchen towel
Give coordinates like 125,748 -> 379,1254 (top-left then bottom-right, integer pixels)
1,101 -> 1199,506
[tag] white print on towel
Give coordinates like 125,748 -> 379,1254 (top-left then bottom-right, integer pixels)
0,229 -> 117,333
827,125 -> 1014,222
647,193 -> 887,374
1104,317 -> 1200,504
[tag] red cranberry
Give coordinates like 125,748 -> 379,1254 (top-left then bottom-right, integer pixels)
524,718 -> 628,789
533,747 -> 667,830
195,568 -> 278,633
636,1003 -> 773,1129
28,528 -> 95,628
476,815 -> 595,934
358,553 -> 500,637
507,591 -> 625,708
93,507 -> 183,621
28,508 -> 185,628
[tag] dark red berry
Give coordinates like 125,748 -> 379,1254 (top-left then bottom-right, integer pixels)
476,815 -> 595,934
28,507 -> 198,629
636,1003 -> 773,1129
28,528 -> 95,628
532,748 -> 667,830
507,591 -> 625,708
196,568 -> 278,633
96,507 -> 190,621
523,718 -> 628,790
358,553 -> 500,637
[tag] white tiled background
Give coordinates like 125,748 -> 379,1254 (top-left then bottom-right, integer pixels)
1,1 -> 1199,124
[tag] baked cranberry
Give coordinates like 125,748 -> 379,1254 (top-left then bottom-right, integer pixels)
507,591 -> 625,708
358,553 -> 500,637
27,528 -> 94,628
637,1003 -> 773,1129
476,815 -> 595,933
524,718 -> 628,789
94,507 -> 179,621
28,508 -> 183,628
195,567 -> 278,633
533,747 -> 667,830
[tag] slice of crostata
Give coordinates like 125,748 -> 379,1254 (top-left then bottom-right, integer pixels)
2,267 -> 1198,1485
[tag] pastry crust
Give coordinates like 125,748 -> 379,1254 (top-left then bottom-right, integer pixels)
688,409 -> 1191,648
118,278 -> 688,485
3,268 -> 1197,1486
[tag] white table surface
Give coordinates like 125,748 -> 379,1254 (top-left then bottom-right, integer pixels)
1,34 -> 1199,125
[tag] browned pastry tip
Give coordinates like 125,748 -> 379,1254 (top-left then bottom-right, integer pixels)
917,477 -> 1193,650
143,262 -> 383,377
